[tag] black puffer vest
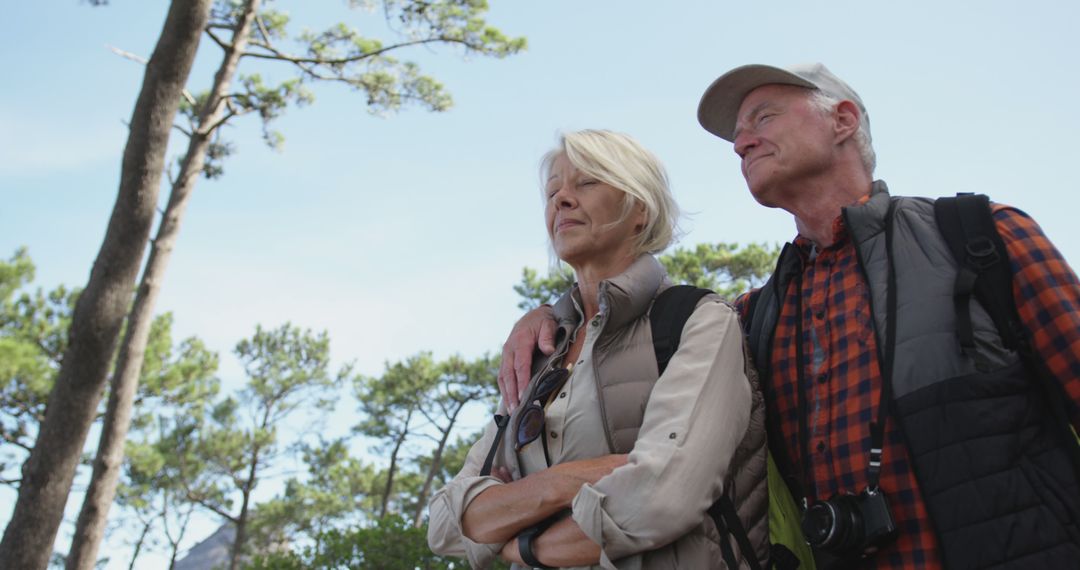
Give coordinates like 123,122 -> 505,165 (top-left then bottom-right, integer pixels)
748,182 -> 1080,569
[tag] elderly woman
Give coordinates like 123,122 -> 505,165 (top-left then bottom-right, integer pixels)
428,130 -> 766,569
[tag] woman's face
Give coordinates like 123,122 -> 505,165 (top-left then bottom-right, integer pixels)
544,153 -> 645,269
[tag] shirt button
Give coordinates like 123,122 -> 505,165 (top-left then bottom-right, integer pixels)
577,360 -> 584,365
550,431 -> 558,439
669,433 -> 677,439
814,310 -> 825,320
817,441 -> 826,453
817,373 -> 828,384
559,392 -> 567,399
591,318 -> 600,327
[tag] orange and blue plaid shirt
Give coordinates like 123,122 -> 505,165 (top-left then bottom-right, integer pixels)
736,204 -> 1080,569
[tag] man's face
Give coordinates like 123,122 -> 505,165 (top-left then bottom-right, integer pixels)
731,84 -> 837,208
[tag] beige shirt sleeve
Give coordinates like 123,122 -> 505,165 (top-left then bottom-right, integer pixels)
426,416 -> 509,569
571,299 -> 752,568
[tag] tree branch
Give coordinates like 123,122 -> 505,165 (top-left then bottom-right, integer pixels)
172,123 -> 193,138
254,14 -> 273,45
184,486 -> 238,523
204,27 -> 232,52
416,405 -> 439,427
200,108 -> 240,137
107,44 -> 196,105
242,35 -> 476,66
415,432 -> 441,445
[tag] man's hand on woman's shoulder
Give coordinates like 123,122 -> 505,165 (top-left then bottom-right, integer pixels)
499,304 -> 558,410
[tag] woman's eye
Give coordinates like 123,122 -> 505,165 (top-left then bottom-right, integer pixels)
579,179 -> 598,187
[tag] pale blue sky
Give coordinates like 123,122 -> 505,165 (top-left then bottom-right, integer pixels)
2,0 -> 1078,566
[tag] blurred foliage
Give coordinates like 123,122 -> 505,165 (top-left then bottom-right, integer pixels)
179,0 -> 525,178
515,242 -> 781,309
244,515 -> 457,570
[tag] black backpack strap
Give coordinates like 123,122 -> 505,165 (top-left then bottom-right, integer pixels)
708,493 -> 764,570
650,285 -> 712,375
933,194 -> 1021,354
651,285 -> 769,569
770,544 -> 801,570
479,414 -> 509,477
746,244 -> 806,507
935,193 -> 1080,474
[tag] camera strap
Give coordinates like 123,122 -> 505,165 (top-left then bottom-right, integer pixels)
794,200 -> 899,498
868,200 -> 899,492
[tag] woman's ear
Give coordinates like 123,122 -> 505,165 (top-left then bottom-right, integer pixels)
633,200 -> 647,232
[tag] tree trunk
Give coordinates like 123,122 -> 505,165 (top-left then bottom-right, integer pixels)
65,1 -> 259,568
380,409 -> 413,519
0,2 -> 212,568
229,445 -> 262,570
413,401 -> 466,527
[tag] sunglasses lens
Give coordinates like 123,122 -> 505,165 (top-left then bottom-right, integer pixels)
515,368 -> 570,449
517,406 -> 544,448
536,368 -> 569,398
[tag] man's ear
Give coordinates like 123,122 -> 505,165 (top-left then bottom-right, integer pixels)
833,100 -> 861,143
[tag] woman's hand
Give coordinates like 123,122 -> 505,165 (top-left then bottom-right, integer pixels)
499,516 -> 604,568
499,538 -> 524,565
498,304 -> 558,410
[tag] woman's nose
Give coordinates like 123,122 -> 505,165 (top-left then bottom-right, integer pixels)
551,185 -> 575,209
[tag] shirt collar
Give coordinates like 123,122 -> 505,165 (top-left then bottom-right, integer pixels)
792,192 -> 874,258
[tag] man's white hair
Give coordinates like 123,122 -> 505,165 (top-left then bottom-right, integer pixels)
808,90 -> 876,174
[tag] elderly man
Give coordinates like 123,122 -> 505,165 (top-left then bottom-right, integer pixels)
496,64 -> 1080,569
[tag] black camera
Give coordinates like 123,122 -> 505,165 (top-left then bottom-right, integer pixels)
801,487 -> 898,560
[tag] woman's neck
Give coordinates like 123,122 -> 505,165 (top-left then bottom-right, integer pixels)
572,251 -> 637,320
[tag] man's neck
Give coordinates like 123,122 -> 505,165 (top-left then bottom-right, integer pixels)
788,173 -> 873,249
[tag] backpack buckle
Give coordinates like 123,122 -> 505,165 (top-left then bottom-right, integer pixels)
965,236 -> 1000,269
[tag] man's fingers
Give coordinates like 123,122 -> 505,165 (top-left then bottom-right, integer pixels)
538,317 -> 557,355
499,304 -> 557,411
513,341 -> 532,408
498,345 -> 515,410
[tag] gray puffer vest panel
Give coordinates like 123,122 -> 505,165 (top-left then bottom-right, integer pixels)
547,254 -> 769,566
843,182 -> 1080,569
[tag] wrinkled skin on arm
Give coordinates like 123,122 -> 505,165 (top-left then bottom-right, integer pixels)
498,305 -> 558,410
462,454 -> 628,546
500,515 -> 603,567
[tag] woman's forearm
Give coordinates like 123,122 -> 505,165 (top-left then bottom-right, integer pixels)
460,469 -> 575,544
461,454 -> 628,544
499,516 -> 602,567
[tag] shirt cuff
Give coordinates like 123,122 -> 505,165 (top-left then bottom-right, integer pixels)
571,483 -> 642,570
429,475 -> 506,568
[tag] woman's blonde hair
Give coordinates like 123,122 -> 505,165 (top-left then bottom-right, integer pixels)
540,129 -> 680,256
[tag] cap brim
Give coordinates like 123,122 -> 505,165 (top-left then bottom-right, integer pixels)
697,64 -> 817,142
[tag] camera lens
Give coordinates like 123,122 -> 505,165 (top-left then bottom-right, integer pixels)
802,496 -> 864,554
802,502 -> 837,547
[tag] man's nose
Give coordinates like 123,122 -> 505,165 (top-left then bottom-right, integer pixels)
733,130 -> 757,158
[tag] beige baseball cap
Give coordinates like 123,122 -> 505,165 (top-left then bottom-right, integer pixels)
697,63 -> 869,142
